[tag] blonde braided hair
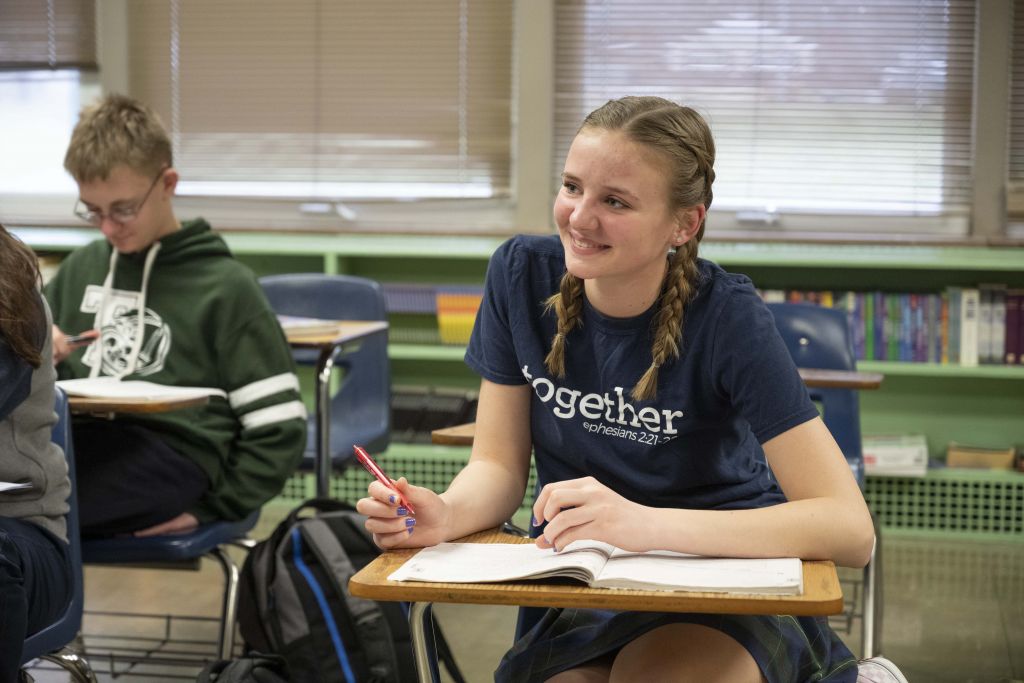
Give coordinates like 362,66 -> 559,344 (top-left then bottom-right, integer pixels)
545,96 -> 715,400
543,271 -> 584,377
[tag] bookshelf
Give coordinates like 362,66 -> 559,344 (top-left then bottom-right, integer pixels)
16,225 -> 1024,457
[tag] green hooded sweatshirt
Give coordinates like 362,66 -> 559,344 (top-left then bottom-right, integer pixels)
44,219 -> 305,523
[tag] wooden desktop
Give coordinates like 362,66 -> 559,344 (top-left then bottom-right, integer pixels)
350,529 -> 844,683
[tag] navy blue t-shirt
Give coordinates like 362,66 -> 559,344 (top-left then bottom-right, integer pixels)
465,234 -> 819,512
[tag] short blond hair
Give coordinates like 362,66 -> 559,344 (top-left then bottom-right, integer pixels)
64,94 -> 173,182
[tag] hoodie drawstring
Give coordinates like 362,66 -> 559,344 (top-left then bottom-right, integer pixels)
89,242 -> 162,378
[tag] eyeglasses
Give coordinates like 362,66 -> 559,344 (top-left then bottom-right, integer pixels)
73,168 -> 166,226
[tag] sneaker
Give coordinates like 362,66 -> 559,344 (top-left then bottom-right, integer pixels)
857,656 -> 909,683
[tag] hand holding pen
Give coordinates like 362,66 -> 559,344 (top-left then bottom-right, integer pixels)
354,444 -> 415,514
354,444 -> 449,550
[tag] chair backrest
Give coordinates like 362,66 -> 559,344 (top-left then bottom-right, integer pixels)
21,386 -> 84,662
259,274 -> 392,455
766,302 -> 864,487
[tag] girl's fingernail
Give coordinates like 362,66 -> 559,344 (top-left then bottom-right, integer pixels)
389,495 -> 396,504
408,527 -> 414,535
405,517 -> 417,527
396,506 -> 408,516
531,515 -> 539,526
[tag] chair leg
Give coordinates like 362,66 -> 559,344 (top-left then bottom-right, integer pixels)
861,514 -> 883,658
408,602 -> 441,683
210,546 -> 241,661
37,647 -> 99,683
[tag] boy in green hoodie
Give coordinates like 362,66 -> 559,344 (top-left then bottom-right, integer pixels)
46,94 -> 306,538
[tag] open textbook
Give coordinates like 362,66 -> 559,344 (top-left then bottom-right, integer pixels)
388,540 -> 803,595
57,377 -> 226,402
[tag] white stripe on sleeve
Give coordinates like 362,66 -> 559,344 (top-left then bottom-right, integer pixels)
229,373 -> 301,410
239,400 -> 308,431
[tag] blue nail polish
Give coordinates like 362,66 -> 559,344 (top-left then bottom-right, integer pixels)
396,506 -> 407,516
531,515 -> 538,526
405,517 -> 416,527
408,526 -> 414,535
388,494 -> 396,504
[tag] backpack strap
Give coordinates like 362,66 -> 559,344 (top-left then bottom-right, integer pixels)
294,508 -> 403,682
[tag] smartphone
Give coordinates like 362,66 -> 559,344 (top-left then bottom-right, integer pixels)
354,444 -> 416,515
65,332 -> 98,346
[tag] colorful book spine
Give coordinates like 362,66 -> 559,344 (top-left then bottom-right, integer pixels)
1006,290 -> 1024,365
991,285 -> 1007,365
874,292 -> 886,361
940,291 -> 949,364
959,287 -> 980,367
947,287 -> 961,364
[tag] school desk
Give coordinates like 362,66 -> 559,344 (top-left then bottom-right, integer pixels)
67,393 -> 209,416
283,319 -> 389,497
430,366 -> 884,446
349,528 -> 845,683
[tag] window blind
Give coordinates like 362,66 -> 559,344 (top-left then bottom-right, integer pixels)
127,0 -> 512,201
1009,1 -> 1024,185
0,0 -> 96,69
554,0 -> 975,221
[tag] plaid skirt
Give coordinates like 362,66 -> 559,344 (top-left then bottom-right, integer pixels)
494,608 -> 858,683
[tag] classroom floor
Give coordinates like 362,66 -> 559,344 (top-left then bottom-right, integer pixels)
25,505 -> 1024,683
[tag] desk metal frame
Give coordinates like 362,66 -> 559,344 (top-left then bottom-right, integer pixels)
286,320 -> 389,497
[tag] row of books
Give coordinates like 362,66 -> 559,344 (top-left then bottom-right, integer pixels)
761,285 -> 1024,366
383,283 -> 484,345
382,283 -> 484,315
382,281 -> 1024,363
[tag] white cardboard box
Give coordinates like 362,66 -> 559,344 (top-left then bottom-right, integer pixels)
863,434 -> 929,478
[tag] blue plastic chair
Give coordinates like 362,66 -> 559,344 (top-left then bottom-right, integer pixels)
767,302 -> 882,658
80,511 -> 258,662
20,386 -> 96,681
259,274 -> 392,474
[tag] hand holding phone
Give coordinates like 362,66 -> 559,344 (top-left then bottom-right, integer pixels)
65,331 -> 99,346
354,445 -> 416,515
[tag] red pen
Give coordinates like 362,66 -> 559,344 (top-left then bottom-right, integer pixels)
353,445 -> 416,515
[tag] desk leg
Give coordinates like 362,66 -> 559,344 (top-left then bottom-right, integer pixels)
315,348 -> 336,499
409,601 -> 441,683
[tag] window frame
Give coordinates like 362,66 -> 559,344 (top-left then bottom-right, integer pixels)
1,2 -> 1017,241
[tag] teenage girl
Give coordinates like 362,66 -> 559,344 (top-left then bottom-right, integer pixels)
359,96 -> 889,683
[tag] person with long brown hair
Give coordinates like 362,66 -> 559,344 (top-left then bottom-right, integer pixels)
0,225 -> 72,681
358,96 -> 905,682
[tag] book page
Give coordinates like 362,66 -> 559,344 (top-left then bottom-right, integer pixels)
593,554 -> 803,594
388,542 -> 609,584
57,377 -> 227,401
276,315 -> 340,336
0,482 -> 31,493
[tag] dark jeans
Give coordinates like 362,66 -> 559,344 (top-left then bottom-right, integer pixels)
0,517 -> 72,683
72,419 -> 209,537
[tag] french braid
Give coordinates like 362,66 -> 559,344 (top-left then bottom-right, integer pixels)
631,236 -> 700,400
543,271 -> 585,378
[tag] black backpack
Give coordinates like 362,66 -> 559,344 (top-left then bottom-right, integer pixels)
197,653 -> 290,682
237,498 -> 465,683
